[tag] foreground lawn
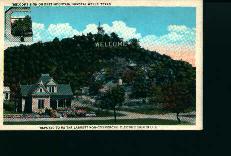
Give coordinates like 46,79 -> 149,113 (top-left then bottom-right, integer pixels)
119,106 -> 195,115
85,107 -> 125,117
119,107 -> 168,115
4,118 -> 191,125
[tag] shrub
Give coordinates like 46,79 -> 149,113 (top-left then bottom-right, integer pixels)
50,110 -> 58,118
37,109 -> 45,115
45,108 -> 52,116
66,111 -> 76,117
3,101 -> 15,112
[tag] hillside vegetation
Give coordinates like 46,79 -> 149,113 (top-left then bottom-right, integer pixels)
4,32 -> 195,106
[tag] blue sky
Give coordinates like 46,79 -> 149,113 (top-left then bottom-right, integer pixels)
30,7 -> 195,36
6,6 -> 196,65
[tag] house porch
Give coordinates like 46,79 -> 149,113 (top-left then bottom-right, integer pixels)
50,97 -> 72,110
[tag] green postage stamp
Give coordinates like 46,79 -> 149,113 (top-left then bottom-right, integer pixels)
0,0 -> 203,130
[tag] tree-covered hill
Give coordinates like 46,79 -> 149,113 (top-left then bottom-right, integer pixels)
4,32 -> 195,101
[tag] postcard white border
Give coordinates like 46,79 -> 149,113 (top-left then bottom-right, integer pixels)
0,0 -> 203,130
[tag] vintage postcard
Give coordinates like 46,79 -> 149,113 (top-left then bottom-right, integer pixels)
0,0 -> 203,130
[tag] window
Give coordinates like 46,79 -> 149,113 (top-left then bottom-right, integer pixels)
49,86 -> 55,92
5,93 -> 9,100
40,88 -> 43,92
38,99 -> 44,109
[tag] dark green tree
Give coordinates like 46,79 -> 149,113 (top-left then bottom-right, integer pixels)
149,85 -> 163,108
11,15 -> 32,42
131,68 -> 149,98
100,86 -> 125,122
128,38 -> 140,48
53,37 -> 60,43
110,32 -> 121,42
162,81 -> 195,123
89,81 -> 103,95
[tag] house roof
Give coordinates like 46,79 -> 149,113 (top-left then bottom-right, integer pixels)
38,74 -> 53,84
20,85 -> 33,96
51,84 -> 73,96
31,83 -> 50,96
46,78 -> 56,86
20,84 -> 73,97
20,74 -> 73,97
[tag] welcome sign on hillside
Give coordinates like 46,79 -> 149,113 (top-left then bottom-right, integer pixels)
0,0 -> 203,130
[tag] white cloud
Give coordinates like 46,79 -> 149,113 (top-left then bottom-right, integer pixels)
17,22 -> 196,51
140,24 -> 195,50
83,24 -> 98,34
139,24 -> 196,65
82,20 -> 141,41
48,23 -> 80,39
32,22 -> 47,41
168,25 -> 188,33
7,21 -> 196,64
139,35 -> 158,47
32,21 -> 141,42
102,21 -> 142,40
32,22 -> 80,42
33,22 -> 45,30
